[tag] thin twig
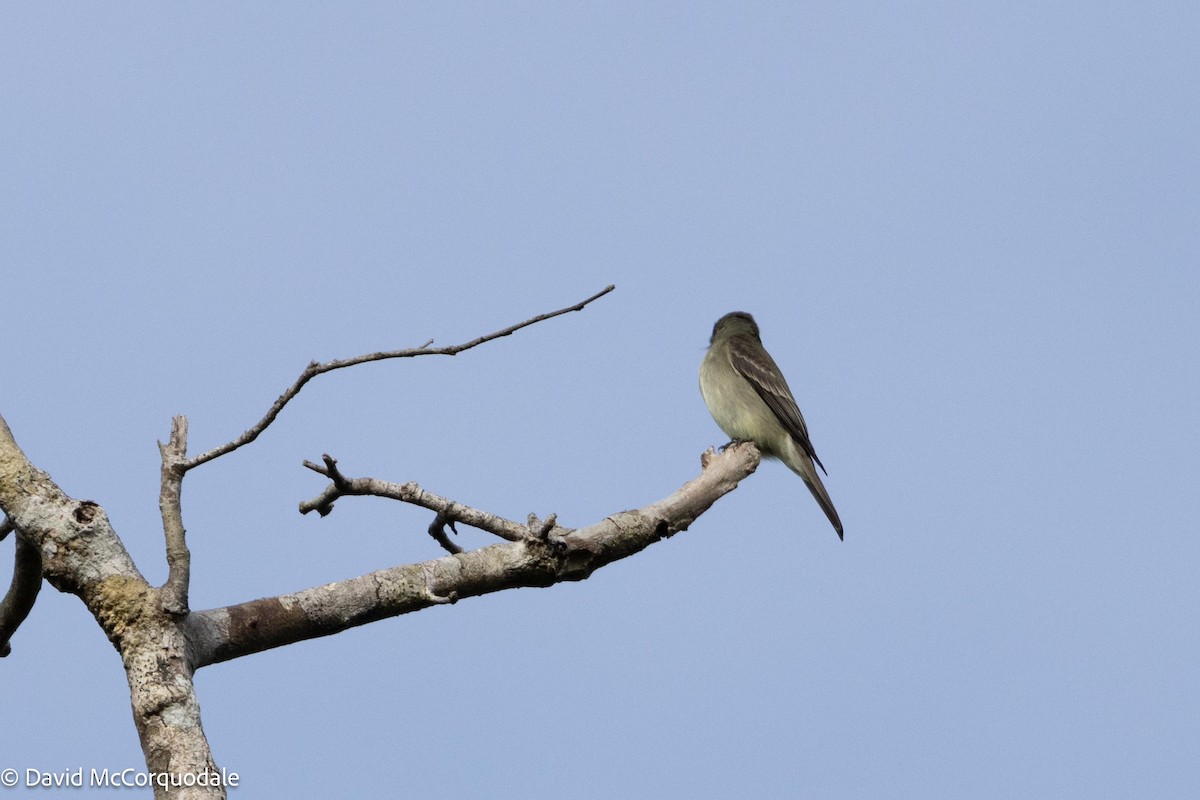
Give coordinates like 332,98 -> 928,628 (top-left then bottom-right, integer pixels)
184,285 -> 615,470
300,454 -> 545,543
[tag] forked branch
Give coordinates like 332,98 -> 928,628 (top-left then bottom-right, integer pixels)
153,286 -> 614,615
186,442 -> 760,669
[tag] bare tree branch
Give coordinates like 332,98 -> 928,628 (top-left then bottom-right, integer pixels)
186,442 -> 760,669
0,529 -> 42,658
300,454 -> 531,542
301,456 -> 571,555
183,284 -> 616,470
158,416 -> 191,615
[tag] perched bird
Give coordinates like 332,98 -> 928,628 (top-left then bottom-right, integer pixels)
699,311 -> 844,539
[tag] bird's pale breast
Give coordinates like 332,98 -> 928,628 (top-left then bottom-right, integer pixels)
699,348 -> 789,458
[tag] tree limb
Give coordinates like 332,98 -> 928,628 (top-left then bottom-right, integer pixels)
0,526 -> 42,657
0,413 -> 221,798
158,416 -> 191,615
186,442 -> 759,669
183,284 -> 616,470
300,454 -> 532,542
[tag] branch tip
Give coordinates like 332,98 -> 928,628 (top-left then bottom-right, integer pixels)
525,513 -> 559,541
427,512 -> 464,555
299,454 -> 352,517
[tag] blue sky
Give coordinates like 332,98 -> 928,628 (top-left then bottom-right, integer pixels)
2,3 -> 1197,798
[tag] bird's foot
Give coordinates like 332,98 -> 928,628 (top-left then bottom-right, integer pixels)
719,438 -> 749,453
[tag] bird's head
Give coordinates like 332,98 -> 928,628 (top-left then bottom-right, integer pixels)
711,311 -> 760,343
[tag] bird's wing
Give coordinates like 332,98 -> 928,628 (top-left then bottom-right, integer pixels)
728,337 -> 828,475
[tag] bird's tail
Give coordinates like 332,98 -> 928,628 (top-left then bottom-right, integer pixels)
789,451 -> 844,540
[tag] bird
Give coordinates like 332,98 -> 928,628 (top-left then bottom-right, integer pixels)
699,311 -> 844,539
